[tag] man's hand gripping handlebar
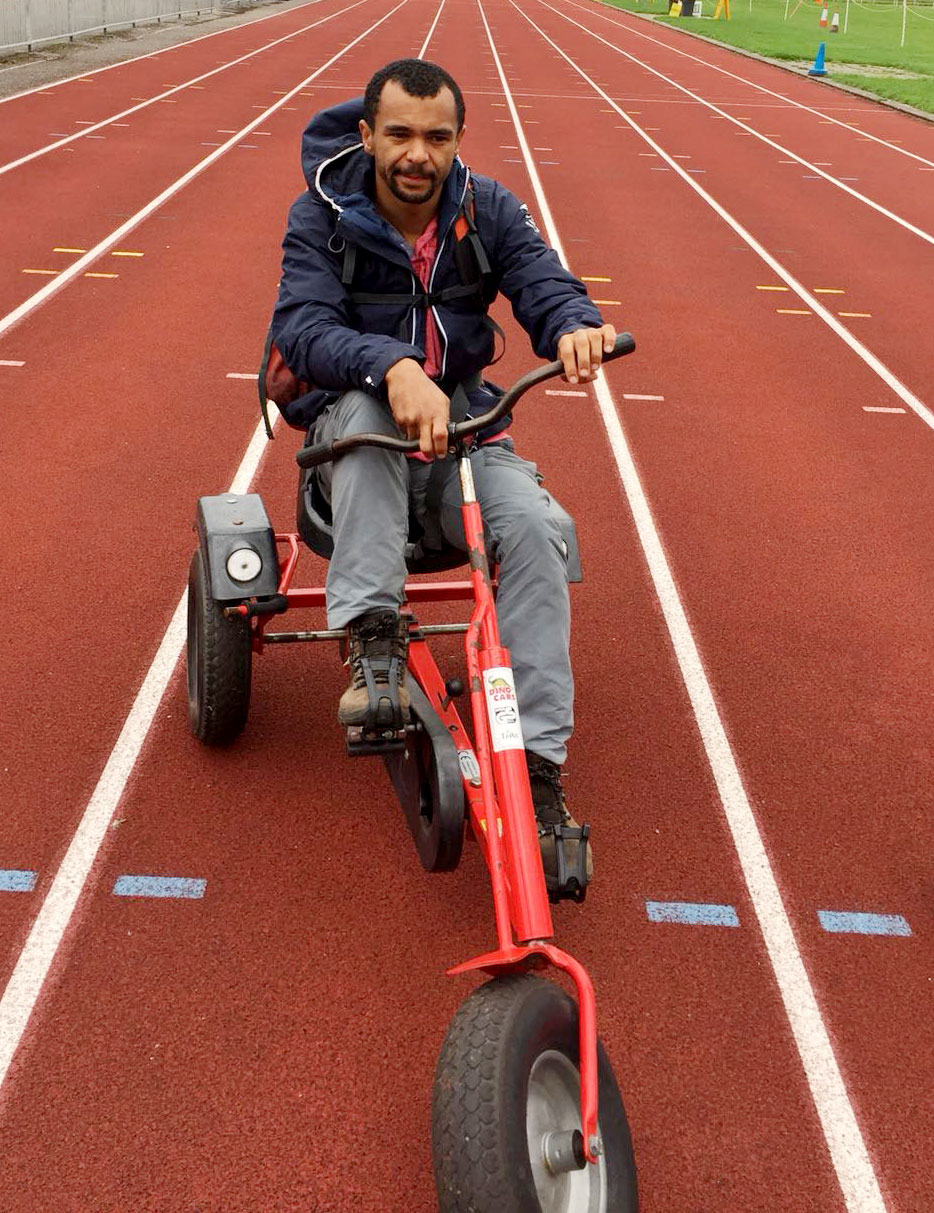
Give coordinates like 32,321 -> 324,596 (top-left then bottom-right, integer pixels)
295,332 -> 636,471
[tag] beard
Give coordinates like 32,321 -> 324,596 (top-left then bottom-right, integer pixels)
385,164 -> 439,204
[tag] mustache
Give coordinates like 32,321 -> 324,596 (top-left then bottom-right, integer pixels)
393,167 -> 434,180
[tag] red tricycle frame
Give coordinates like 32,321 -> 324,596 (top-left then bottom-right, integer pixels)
250,459 -> 602,1163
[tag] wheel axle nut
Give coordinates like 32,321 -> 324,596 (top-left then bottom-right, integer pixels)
542,1129 -> 587,1175
589,1133 -> 604,1157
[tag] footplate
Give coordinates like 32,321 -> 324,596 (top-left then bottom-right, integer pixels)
543,823 -> 591,904
345,723 -> 408,756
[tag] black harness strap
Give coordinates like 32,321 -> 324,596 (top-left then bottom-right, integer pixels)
347,282 -> 482,309
340,240 -> 357,286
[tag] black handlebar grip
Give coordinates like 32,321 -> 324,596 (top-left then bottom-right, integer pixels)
609,332 -> 636,359
295,440 -> 335,469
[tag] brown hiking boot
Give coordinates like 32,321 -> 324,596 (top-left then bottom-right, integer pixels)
527,752 -> 593,895
338,610 -> 410,729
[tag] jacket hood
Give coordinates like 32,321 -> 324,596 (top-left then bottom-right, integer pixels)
300,97 -> 368,198
300,97 -> 468,242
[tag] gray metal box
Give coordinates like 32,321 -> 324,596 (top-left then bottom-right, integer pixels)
194,494 -> 280,602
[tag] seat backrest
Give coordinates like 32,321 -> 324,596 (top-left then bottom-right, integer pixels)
296,469 -> 469,574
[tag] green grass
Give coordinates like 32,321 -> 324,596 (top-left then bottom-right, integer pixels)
602,0 -> 934,113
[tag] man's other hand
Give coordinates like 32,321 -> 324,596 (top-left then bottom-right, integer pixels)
385,358 -> 450,459
557,324 -> 617,385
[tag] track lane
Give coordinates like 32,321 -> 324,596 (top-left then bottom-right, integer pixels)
0,0 -> 337,106
579,0 -> 934,170
0,0 -> 440,989
0,0 -> 352,160
0,0 -> 360,176
0,0 -> 393,323
2,0 -> 933,1207
504,0 -> 934,415
484,2 -> 934,1206
0,3 -> 855,1210
543,0 -> 934,239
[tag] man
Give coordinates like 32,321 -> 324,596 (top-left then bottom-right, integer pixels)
272,59 -> 615,892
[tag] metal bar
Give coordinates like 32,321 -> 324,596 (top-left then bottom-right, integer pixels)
263,623 -> 470,644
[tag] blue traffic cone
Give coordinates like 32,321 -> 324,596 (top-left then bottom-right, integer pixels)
808,42 -> 828,76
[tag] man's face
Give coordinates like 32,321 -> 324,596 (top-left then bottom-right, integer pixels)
360,79 -> 464,206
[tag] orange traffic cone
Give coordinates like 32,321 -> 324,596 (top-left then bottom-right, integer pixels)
819,4 -> 828,25
829,7 -> 839,30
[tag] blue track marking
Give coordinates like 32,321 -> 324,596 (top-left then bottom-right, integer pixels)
818,910 -> 911,937
0,870 -> 37,893
112,875 -> 206,899
646,900 -> 740,927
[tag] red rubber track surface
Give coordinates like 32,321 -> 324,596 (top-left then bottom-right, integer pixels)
0,0 -> 932,1207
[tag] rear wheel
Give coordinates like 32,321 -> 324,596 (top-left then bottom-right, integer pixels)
432,975 -> 637,1213
186,547 -> 252,745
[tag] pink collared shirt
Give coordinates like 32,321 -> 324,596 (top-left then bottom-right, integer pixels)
409,215 -> 442,378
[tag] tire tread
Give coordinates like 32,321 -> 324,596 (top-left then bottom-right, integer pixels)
188,548 -> 251,745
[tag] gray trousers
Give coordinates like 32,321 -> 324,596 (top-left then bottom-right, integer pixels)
316,390 -> 573,765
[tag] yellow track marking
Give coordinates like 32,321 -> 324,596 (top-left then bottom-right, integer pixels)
839,311 -> 871,318
593,299 -> 622,305
84,272 -> 119,279
111,251 -> 144,257
23,269 -> 57,275
582,276 -> 611,282
777,308 -> 811,315
54,247 -> 87,254
756,285 -> 789,291
813,288 -> 844,294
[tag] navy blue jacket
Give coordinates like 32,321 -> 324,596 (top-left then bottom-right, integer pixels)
272,98 -> 603,430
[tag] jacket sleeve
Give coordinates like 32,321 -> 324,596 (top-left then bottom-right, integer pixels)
271,192 -> 424,395
486,183 -> 605,359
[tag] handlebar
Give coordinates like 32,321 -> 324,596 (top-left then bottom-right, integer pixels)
295,331 -> 636,470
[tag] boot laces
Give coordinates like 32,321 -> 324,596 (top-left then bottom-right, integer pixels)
347,613 -> 407,690
527,755 -> 571,829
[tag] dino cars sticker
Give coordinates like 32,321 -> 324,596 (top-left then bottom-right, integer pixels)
483,667 -> 525,753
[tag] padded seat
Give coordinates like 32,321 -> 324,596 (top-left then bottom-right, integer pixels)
296,468 -> 470,574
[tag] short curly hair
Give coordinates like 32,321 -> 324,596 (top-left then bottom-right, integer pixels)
363,59 -> 465,130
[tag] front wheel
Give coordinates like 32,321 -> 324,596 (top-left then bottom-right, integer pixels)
432,975 -> 638,1213
186,546 -> 252,745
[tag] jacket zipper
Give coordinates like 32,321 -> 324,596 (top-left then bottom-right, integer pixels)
427,167 -> 470,382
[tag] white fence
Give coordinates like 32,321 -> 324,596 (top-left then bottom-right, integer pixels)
0,0 -> 266,54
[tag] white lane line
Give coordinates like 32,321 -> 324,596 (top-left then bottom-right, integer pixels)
418,0 -> 445,57
484,4 -> 888,1210
623,393 -> 664,400
539,0 -> 934,249
0,0 -> 409,343
863,406 -> 906,414
546,388 -> 588,396
0,405 -> 278,1092
514,1 -> 934,435
0,0 -> 372,177
0,359 -> 25,366
0,0 -> 329,106
575,0 -> 934,170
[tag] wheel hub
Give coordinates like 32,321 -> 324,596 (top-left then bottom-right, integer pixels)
527,1050 -> 607,1212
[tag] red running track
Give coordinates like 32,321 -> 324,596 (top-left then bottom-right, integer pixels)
0,0 -> 933,1208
